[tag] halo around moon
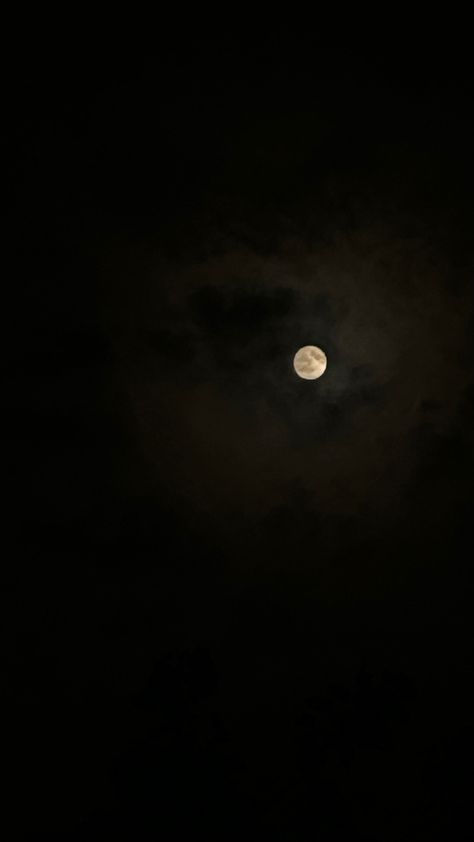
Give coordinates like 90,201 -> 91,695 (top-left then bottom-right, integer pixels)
293,345 -> 327,380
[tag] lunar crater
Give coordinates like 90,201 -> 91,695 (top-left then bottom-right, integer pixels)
294,345 -> 327,380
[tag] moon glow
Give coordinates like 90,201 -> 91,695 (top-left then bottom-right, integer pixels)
293,345 -> 327,380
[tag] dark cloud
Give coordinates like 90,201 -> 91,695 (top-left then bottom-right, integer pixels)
188,284 -> 298,375
142,327 -> 196,364
10,41 -> 474,838
419,398 -> 443,413
190,284 -> 297,334
100,211 -> 473,532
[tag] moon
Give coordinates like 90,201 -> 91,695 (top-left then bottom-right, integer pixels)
293,345 -> 327,380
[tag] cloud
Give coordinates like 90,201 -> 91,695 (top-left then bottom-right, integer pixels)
101,210 -> 474,531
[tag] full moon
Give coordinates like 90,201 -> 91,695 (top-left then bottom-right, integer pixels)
293,345 -> 327,380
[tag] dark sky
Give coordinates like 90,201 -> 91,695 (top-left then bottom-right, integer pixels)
6,33 -> 474,839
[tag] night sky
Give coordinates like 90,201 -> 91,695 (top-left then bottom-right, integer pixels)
6,33 -> 474,839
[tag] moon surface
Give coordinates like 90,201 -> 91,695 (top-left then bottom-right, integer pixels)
293,345 -> 327,380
